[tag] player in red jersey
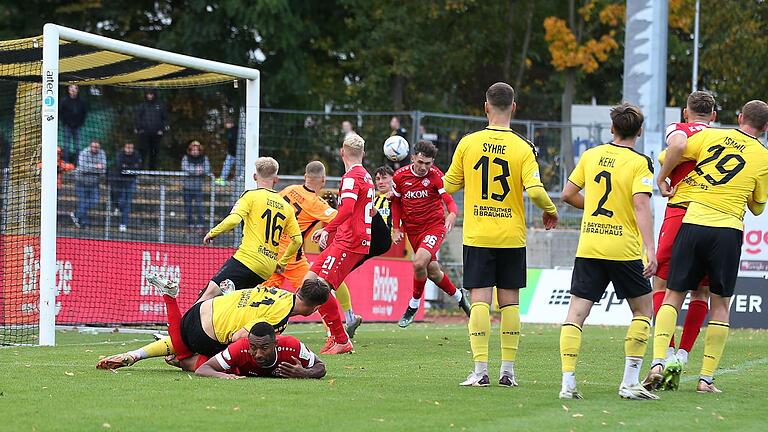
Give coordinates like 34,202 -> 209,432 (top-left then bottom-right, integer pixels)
306,132 -> 375,355
646,91 -> 717,390
391,140 -> 471,327
195,322 -> 326,379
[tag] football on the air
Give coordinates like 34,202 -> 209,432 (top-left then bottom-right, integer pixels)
383,135 -> 409,161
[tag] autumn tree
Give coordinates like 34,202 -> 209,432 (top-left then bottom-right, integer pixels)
543,0 -> 623,175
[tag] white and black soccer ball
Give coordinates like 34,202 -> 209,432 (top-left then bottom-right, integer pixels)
383,135 -> 409,161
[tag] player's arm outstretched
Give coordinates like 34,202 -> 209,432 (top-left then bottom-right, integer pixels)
195,358 -> 245,380
204,193 -> 252,244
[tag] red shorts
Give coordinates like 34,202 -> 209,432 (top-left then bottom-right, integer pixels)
407,224 -> 446,260
656,205 -> 708,285
309,243 -> 366,289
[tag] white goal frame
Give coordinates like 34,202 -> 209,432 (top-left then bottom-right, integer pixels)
38,24 -> 260,345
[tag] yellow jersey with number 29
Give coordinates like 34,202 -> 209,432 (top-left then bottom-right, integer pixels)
681,128 -> 768,231
443,126 -> 545,248
569,143 -> 654,261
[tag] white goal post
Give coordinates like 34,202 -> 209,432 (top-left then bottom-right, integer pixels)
38,24 -> 260,345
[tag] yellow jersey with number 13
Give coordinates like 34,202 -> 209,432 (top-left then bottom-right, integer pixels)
682,128 -> 768,230
443,127 -> 546,248
569,143 -> 654,261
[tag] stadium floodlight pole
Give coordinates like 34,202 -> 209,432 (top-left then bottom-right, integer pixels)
692,0 -> 700,92
39,23 -> 60,346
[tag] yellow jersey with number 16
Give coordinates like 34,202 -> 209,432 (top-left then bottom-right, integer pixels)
443,126 -> 545,248
682,128 -> 768,231
230,188 -> 301,279
569,143 -> 654,261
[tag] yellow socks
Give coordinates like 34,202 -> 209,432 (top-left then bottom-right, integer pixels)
468,302 -> 490,362
128,336 -> 174,360
336,282 -> 352,312
653,304 -> 678,363
700,321 -> 729,380
625,316 -> 651,358
500,304 -> 520,362
560,323 -> 582,373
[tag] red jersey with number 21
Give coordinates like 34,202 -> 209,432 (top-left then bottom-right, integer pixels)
212,335 -> 316,377
327,164 -> 374,254
392,165 -> 448,231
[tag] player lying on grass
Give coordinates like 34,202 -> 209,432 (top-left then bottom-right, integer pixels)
649,90 -> 717,390
646,100 -> 768,394
195,321 -> 326,379
390,139 -> 470,327
96,275 -> 330,371
559,102 -> 658,401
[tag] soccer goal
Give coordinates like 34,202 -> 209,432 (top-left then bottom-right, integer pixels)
0,24 -> 260,346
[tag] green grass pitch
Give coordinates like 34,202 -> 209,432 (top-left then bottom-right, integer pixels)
1,323 -> 767,431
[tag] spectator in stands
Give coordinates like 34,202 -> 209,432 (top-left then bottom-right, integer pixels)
70,140 -> 106,229
390,116 -> 408,139
216,119 -> 238,185
134,90 -> 168,170
182,140 -> 211,231
112,142 -> 142,232
342,120 -> 355,137
59,85 -> 87,164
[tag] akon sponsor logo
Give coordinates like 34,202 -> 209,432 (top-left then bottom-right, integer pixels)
404,190 -> 429,199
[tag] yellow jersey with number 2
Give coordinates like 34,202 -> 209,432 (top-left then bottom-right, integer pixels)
569,143 -> 654,261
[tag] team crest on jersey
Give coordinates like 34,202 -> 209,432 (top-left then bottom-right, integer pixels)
421,178 -> 430,187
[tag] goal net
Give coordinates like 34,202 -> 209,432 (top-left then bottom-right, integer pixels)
0,25 -> 259,345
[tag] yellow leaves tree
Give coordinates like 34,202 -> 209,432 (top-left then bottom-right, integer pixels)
543,0 -> 624,178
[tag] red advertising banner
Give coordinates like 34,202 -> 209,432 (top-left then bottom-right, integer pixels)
1,235 -> 420,325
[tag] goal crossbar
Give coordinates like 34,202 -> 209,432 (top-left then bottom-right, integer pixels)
34,24 -> 260,346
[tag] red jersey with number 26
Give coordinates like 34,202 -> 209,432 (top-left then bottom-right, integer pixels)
324,164 -> 374,255
665,122 -> 709,186
212,335 -> 316,377
392,165 -> 448,231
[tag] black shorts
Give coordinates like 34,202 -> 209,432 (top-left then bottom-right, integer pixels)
210,257 -> 265,290
463,246 -> 526,289
353,211 -> 392,271
667,223 -> 742,297
180,302 -> 228,357
570,258 -> 651,303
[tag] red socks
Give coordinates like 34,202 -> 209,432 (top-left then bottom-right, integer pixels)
436,274 -> 458,296
413,277 -> 426,299
318,296 -> 349,344
680,299 -> 708,352
652,291 -> 675,348
162,295 -> 192,360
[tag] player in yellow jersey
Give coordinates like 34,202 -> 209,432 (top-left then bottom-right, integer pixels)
198,157 -> 302,301
559,103 -> 658,400
443,82 -> 558,387
373,165 -> 394,228
261,161 -> 364,341
96,274 -> 331,371
648,100 -> 768,393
